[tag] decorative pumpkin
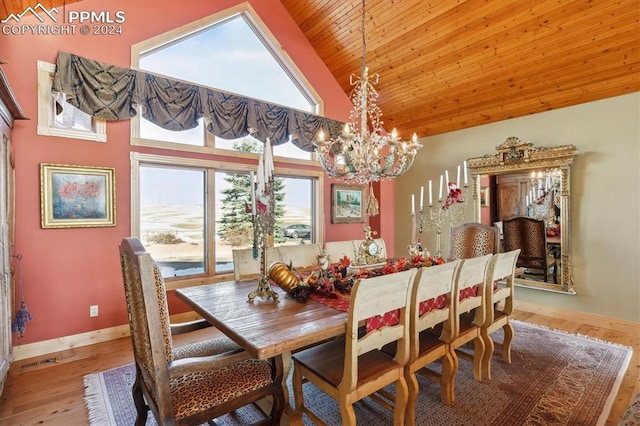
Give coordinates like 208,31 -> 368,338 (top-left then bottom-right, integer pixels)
268,261 -> 300,292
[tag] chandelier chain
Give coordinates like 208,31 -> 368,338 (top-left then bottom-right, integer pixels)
360,0 -> 366,74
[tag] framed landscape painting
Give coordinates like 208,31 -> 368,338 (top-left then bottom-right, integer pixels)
331,184 -> 365,223
40,163 -> 116,228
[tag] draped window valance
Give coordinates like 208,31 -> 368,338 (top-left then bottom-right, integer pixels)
52,51 -> 344,152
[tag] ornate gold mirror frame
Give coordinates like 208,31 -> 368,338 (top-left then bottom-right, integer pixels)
467,137 -> 579,293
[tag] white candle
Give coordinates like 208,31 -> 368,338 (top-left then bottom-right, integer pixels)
411,194 -> 415,216
264,138 -> 274,180
439,175 -> 443,200
428,180 -> 433,206
257,154 -> 265,196
445,169 -> 449,187
463,160 -> 468,185
249,171 -> 256,216
456,165 -> 461,187
526,195 -> 529,206
420,186 -> 424,210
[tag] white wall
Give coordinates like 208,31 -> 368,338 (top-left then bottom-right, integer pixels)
396,92 -> 640,323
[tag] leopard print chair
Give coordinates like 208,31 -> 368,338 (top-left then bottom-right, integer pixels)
502,217 -> 557,283
119,237 -> 284,426
449,223 -> 500,260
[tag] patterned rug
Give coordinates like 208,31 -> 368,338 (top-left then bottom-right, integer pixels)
84,320 -> 632,425
619,391 -> 640,425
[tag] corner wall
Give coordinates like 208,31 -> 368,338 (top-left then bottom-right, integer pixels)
2,0 -> 364,347
396,92 -> 640,322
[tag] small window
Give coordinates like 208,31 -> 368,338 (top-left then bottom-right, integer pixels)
37,61 -> 107,142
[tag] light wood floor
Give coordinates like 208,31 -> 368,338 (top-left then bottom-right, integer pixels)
0,308 -> 638,425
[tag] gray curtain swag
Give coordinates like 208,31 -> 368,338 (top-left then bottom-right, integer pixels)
52,51 -> 344,152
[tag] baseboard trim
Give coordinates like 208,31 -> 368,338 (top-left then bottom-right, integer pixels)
11,312 -> 201,361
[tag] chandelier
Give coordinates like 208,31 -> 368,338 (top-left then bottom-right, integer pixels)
314,0 -> 422,185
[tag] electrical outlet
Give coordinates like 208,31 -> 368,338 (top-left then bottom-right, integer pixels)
89,305 -> 99,317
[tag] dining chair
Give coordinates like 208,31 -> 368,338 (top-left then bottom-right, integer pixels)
232,247 -> 281,281
448,253 -> 493,398
448,222 -> 500,260
324,240 -> 358,264
481,249 -> 520,380
291,268 -> 416,425
277,243 -> 322,269
375,261 -> 463,424
503,216 -> 557,283
119,237 -> 284,426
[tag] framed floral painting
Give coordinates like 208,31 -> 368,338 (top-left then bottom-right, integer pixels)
331,184 -> 365,223
40,163 -> 116,228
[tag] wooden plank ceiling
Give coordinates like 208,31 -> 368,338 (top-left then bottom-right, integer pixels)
3,0 -> 638,137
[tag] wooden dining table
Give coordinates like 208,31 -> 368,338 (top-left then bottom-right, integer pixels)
175,279 -> 348,360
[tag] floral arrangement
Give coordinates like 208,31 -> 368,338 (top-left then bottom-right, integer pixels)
442,182 -> 464,210
286,253 -> 445,302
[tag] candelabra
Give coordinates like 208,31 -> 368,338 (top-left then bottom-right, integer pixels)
421,183 -> 469,258
248,177 -> 279,301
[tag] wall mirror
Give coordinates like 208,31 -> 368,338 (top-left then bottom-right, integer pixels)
467,137 -> 578,293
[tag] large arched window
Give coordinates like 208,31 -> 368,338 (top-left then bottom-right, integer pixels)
130,5 -> 323,286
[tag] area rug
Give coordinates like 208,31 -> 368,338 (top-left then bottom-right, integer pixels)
619,391 -> 640,425
84,320 -> 632,425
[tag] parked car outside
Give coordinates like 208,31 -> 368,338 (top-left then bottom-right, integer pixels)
283,223 -> 311,239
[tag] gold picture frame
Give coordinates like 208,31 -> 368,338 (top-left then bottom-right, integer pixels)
331,184 -> 365,223
40,163 -> 116,228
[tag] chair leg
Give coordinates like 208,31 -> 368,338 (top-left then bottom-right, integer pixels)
481,327 -> 494,381
405,371 -> 419,426
339,401 -> 357,426
448,344 -> 459,404
472,336 -> 485,381
441,350 -> 456,405
292,362 -> 305,420
131,374 -> 148,426
392,377 -> 409,426
502,321 -> 514,364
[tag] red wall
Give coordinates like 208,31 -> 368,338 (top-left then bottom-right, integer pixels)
2,0 -> 395,345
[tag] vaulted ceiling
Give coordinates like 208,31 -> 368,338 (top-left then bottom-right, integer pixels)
3,0 -> 638,137
281,0 -> 639,137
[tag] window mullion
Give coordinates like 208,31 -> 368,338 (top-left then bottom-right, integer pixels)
206,169 -> 216,276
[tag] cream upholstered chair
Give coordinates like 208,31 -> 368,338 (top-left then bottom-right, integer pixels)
277,242 -> 322,269
503,216 -> 557,283
292,269 -> 416,425
324,240 -> 358,264
481,249 -> 520,380
448,253 -> 493,400
120,238 -> 284,425
232,247 -> 281,281
448,223 -> 500,260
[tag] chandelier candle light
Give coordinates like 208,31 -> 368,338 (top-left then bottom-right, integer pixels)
248,138 -> 279,302
314,0 -> 422,210
411,161 -> 469,258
